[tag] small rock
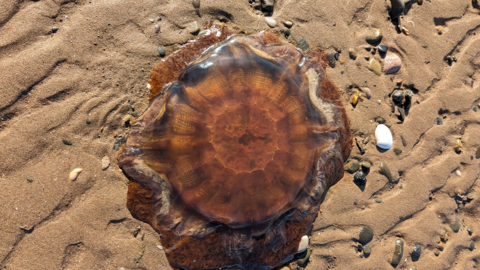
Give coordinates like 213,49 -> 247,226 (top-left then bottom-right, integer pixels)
436,116 -> 443,125
27,178 -> 33,183
368,59 -> 382,75
157,46 -> 166,57
467,227 -> 473,235
392,90 -> 404,104
374,198 -> 382,203
397,107 -> 405,121
434,249 -> 440,256
379,162 -> 393,182
149,18 -> 154,23
62,139 -> 73,146
470,241 -> 475,251
297,37 -> 310,53
378,45 -> 387,54
390,0 -> 405,19
348,48 -> 358,59
376,117 -> 386,124
334,52 -> 340,61
101,156 -> 110,170
393,147 -> 402,155
363,245 -> 371,257
375,124 -> 393,150
354,171 -> 367,183
69,168 -> 83,181
265,17 -> 276,28
383,53 -> 402,74
412,245 -> 422,258
155,25 -> 160,33
359,227 -> 374,244
283,20 -> 293,28
297,235 -> 309,253
187,21 -> 200,34
361,161 -> 371,170
327,52 -> 336,68
86,119 -> 92,125
284,29 -> 290,37
365,29 -> 383,44
363,87 -> 372,99
435,26 -> 444,35
345,160 -> 360,173
52,26 -> 59,33
475,146 -> 480,159
391,239 -> 404,266
449,216 -> 460,232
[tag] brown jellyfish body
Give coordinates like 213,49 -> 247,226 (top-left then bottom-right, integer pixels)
118,25 -> 351,270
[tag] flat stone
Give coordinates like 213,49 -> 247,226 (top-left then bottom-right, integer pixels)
283,20 -> 293,28
361,161 -> 371,169
375,124 -> 393,149
359,227 -> 374,244
187,21 -> 200,34
470,241 -> 475,251
449,216 -> 460,232
297,235 -> 309,253
393,147 -> 402,155
368,58 -> 382,75
265,17 -> 276,28
365,29 -> 383,44
101,156 -> 110,170
383,53 -> 402,74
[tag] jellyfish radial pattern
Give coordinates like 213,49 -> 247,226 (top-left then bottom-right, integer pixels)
118,25 -> 351,270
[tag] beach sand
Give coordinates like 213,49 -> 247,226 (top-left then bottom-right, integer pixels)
1,0 -> 479,269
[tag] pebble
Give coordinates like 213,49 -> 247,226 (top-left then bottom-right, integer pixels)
283,20 -> 293,28
368,59 -> 382,75
391,239 -> 404,266
265,17 -> 276,28
86,119 -> 92,125
467,227 -> 473,235
346,160 -> 360,173
398,107 -> 405,121
374,198 -> 382,203
376,117 -> 386,124
297,235 -> 309,253
101,156 -> 110,170
359,227 -> 374,244
69,168 -> 83,181
435,26 -> 444,35
456,169 -> 461,176
363,245 -> 371,256
400,134 -> 407,146
434,249 -> 440,256
297,37 -> 310,53
392,90 -> 404,104
149,18 -> 154,23
334,52 -> 340,61
296,248 -> 311,266
157,46 -> 166,57
375,124 -> 393,150
470,241 -> 475,251
365,29 -> 383,44
378,45 -> 387,54
449,216 -> 460,232
354,171 -> 367,183
52,26 -> 59,33
155,25 -> 160,33
383,53 -> 402,74
379,162 -> 393,182
390,0 -> 405,19
475,146 -> 480,159
348,48 -> 358,59
393,147 -> 402,155
436,116 -> 443,125
327,52 -> 336,68
412,245 -> 422,258
187,21 -> 200,34
363,87 -> 372,99
361,161 -> 371,170
62,139 -> 73,145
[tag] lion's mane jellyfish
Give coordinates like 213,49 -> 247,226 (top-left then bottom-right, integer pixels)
118,25 -> 351,270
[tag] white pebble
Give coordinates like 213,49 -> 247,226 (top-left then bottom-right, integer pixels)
375,124 -> 393,150
456,170 -> 461,176
147,83 -> 151,90
101,156 -> 110,171
157,245 -> 163,250
69,168 -> 83,181
265,17 -> 276,28
297,235 -> 309,253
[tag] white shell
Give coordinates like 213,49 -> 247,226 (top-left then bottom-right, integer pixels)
297,235 -> 309,253
69,168 -> 83,181
375,124 -> 393,149
147,83 -> 151,90
265,17 -> 276,28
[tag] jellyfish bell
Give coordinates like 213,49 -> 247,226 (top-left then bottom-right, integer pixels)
118,24 -> 351,270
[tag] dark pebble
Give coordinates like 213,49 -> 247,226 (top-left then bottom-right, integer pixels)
345,160 -> 360,173
359,227 -> 374,244
86,119 -> 92,125
378,45 -> 387,54
393,147 -> 402,155
52,26 -> 59,33
467,227 -> 473,235
401,134 -> 407,146
436,116 -> 443,125
475,146 -> 480,159
434,249 -> 440,256
297,37 -> 310,53
284,29 -> 291,37
392,90 -> 404,104
390,0 -> 405,19
354,171 -> 366,183
113,135 -> 127,150
374,198 -> 382,203
27,178 -> 34,183
450,216 -> 460,232
398,107 -> 405,121
62,139 -> 73,146
334,52 -> 340,61
376,117 -> 386,124
327,52 -> 336,68
363,245 -> 371,257
157,46 -> 166,57
391,239 -> 404,266
470,241 -> 475,251
412,245 -> 421,258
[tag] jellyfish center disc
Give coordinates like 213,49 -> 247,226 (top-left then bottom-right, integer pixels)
212,104 -> 278,173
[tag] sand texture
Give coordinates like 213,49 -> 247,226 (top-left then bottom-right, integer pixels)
1,0 -> 480,269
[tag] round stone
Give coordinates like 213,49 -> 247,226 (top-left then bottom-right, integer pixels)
359,227 -> 374,244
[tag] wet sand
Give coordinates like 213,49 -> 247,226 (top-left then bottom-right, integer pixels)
1,0 -> 479,269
